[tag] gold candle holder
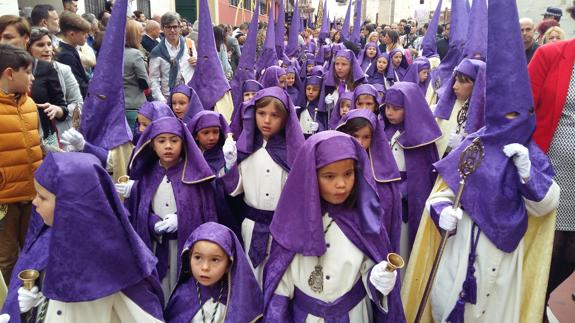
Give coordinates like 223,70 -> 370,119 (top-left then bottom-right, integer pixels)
117,175 -> 130,184
18,269 -> 39,290
384,253 -> 405,272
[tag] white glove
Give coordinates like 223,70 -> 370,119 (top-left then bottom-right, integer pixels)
447,131 -> 463,149
369,261 -> 397,296
154,213 -> 178,234
438,206 -> 463,232
294,105 -> 302,111
60,128 -> 86,151
503,143 -> 531,180
114,180 -> 135,198
0,314 -> 10,323
222,136 -> 237,170
18,286 -> 45,313
309,121 -> 319,132
324,93 -> 335,105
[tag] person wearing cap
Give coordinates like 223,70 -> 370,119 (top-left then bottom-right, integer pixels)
542,6 -> 563,23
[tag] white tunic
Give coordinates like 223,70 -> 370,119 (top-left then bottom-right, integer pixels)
274,213 -> 388,322
191,299 -> 227,323
428,182 -> 560,323
151,175 -> 179,300
45,291 -> 162,323
299,108 -> 316,135
230,143 -> 288,284
435,99 -> 466,158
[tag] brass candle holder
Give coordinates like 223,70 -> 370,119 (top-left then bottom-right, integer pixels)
18,269 -> 39,290
384,253 -> 405,272
117,175 -> 130,184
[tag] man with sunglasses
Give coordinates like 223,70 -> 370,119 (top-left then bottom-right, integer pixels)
148,12 -> 197,102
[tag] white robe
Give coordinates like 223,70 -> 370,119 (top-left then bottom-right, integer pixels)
428,181 -> 560,323
230,142 -> 289,285
435,99 -> 466,158
152,175 -> 179,300
45,291 -> 162,323
191,299 -> 227,323
274,213 -> 388,322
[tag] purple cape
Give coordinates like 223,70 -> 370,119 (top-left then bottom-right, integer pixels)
264,131 -> 405,322
168,84 -> 205,123
3,152 -> 164,320
236,86 -> 305,171
164,222 -> 262,322
384,82 -> 441,244
80,0 -> 132,149
328,91 -> 354,129
128,117 -> 217,257
434,58 -> 486,135
434,0 -> 553,253
402,57 -> 431,96
336,110 -> 402,252
190,0 -> 231,111
230,1 -> 259,110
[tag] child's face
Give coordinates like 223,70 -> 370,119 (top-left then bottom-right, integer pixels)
385,104 -> 405,124
286,73 -> 295,87
305,85 -> 320,102
152,133 -> 183,168
278,74 -> 287,88
4,64 -> 34,94
418,69 -> 430,83
334,57 -> 351,80
351,125 -> 373,150
171,93 -> 190,119
195,126 -> 220,151
190,240 -> 230,287
307,63 -> 314,73
392,52 -> 403,67
32,180 -> 56,226
0,25 -> 29,48
339,99 -> 352,116
376,57 -> 388,73
355,94 -> 376,112
137,114 -> 152,133
243,91 -> 256,102
256,103 -> 285,141
317,159 -> 355,205
366,46 -> 377,59
453,78 -> 474,101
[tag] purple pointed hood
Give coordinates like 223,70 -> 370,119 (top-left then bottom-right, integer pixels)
318,0 -> 330,42
421,0 -> 443,58
434,58 -> 486,134
129,117 -> 215,184
383,82 -> 441,148
350,0 -> 362,44
230,80 -> 264,137
168,84 -> 205,123
402,57 -> 431,95
80,0 -> 132,149
236,86 -> 305,170
328,90 -> 354,129
275,0 -> 286,59
463,0 -> 487,60
35,152 -> 157,302
231,2 -> 260,111
433,0 -> 551,253
341,0 -> 352,41
260,65 -> 286,88
138,101 -> 175,121
337,109 -> 401,182
270,131 -> 382,256
285,0 -> 301,58
165,222 -> 263,322
431,0 -> 469,97
256,2 -> 278,74
190,0 -> 231,112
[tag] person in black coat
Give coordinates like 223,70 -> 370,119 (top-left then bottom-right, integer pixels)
56,11 -> 91,98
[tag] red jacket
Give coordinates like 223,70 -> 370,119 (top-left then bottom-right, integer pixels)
528,39 -> 575,153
